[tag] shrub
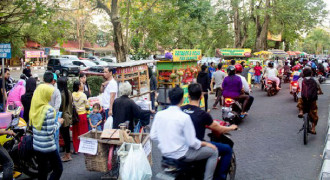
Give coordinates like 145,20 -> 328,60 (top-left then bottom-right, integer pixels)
87,76 -> 105,96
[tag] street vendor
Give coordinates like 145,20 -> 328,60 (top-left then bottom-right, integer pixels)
112,82 -> 155,131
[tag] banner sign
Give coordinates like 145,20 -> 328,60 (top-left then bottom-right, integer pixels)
50,50 -> 60,56
182,85 -> 205,107
0,44 -> 11,59
267,31 -> 282,41
220,48 -> 251,57
25,51 -> 47,58
173,49 -> 202,61
116,64 -> 148,74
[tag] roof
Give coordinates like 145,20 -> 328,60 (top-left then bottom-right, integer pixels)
108,60 -> 156,67
25,40 -> 41,48
54,40 -> 99,49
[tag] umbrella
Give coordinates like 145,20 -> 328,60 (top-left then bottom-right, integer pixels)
287,51 -> 296,56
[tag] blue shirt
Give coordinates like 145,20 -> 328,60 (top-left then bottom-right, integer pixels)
89,112 -> 103,130
208,67 -> 216,79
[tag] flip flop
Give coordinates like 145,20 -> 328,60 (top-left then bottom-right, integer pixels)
212,107 -> 218,110
61,156 -> 72,162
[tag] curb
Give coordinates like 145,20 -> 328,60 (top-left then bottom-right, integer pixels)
319,104 -> 330,180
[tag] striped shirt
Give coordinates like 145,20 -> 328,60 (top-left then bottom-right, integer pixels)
33,107 -> 61,153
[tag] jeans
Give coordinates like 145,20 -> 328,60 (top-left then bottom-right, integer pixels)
36,150 -> 63,180
150,92 -> 156,110
210,142 -> 232,180
0,103 -> 4,112
0,145 -> 14,180
104,109 -> 109,120
246,95 -> 254,112
60,126 -> 71,153
183,147 -> 218,180
254,75 -> 261,84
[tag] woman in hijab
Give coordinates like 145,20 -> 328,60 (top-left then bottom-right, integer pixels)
7,80 -> 26,116
21,78 -> 37,123
30,84 -> 64,180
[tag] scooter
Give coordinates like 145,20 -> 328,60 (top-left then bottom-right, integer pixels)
222,98 -> 246,124
317,71 -> 326,84
283,71 -> 292,83
0,104 -> 44,178
290,81 -> 299,102
265,79 -> 279,96
156,132 -> 236,180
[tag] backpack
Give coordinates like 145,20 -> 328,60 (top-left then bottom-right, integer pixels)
72,104 -> 80,125
18,135 -> 34,161
301,78 -> 318,102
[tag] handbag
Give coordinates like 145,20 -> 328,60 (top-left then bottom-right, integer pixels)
72,104 -> 80,125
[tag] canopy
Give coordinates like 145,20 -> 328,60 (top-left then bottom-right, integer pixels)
286,51 -> 296,56
253,51 -> 272,55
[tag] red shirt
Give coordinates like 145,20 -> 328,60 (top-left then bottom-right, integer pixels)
254,65 -> 262,76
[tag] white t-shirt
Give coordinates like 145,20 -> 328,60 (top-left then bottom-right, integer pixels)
323,63 -> 329,69
237,75 -> 250,93
101,79 -> 118,109
212,70 -> 226,88
266,68 -> 278,78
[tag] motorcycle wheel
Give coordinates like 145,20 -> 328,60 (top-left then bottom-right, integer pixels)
294,93 -> 298,102
227,151 -> 236,180
267,89 -> 271,96
21,154 -> 52,178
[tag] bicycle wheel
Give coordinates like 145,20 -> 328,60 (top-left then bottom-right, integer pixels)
303,113 -> 308,145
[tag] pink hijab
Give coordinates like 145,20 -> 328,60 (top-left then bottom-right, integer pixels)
7,80 -> 26,109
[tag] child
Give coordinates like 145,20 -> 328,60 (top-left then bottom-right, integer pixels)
89,103 -> 103,131
290,65 -> 302,93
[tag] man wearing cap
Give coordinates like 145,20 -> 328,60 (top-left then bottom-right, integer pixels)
23,64 -> 32,78
101,66 -> 118,119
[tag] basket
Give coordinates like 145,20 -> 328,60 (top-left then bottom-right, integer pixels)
79,131 -> 152,172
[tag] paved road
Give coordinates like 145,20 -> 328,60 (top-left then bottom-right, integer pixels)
15,71 -> 330,179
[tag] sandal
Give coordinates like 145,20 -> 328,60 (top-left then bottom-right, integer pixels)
61,156 -> 72,162
212,107 -> 218,110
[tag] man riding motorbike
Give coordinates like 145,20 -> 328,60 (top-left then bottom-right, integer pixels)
181,83 -> 237,180
264,61 -> 281,90
289,64 -> 302,93
234,64 -> 254,113
297,68 -> 323,134
222,66 -> 249,116
150,86 -> 218,180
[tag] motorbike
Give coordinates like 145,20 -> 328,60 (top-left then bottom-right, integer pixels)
222,98 -> 246,124
156,132 -> 236,180
283,71 -> 292,83
290,81 -> 299,102
317,71 -> 326,84
0,104 -> 41,178
265,79 -> 279,96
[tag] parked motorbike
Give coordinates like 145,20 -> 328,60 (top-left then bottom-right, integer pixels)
0,105 -> 41,178
156,132 -> 236,180
265,79 -> 279,96
222,98 -> 246,124
290,81 -> 299,102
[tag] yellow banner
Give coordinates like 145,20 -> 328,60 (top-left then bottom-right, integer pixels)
220,48 -> 251,57
267,31 -> 282,41
173,49 -> 202,62
181,85 -> 205,107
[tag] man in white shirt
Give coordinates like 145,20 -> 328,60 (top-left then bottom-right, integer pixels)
211,63 -> 226,109
235,64 -> 254,113
150,86 -> 218,180
101,67 -> 118,118
44,72 -> 61,112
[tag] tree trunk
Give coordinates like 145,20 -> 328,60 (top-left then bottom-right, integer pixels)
255,0 -> 270,51
96,0 -> 127,62
232,0 -> 241,48
274,41 -> 280,49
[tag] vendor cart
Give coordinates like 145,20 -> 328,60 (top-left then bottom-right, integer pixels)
79,128 -> 152,179
156,49 -> 201,105
109,60 -> 156,101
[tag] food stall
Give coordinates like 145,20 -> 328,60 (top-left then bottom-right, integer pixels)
109,60 -> 155,101
218,48 -> 252,68
156,49 -> 202,105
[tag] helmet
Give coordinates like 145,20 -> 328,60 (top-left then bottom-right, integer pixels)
227,66 -> 236,76
268,61 -> 274,68
20,74 -> 27,80
235,64 -> 243,73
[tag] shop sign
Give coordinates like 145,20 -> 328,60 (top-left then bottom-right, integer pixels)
220,48 -> 251,57
173,49 -> 202,61
50,50 -> 60,56
181,85 -> 205,107
116,65 -> 148,74
0,44 -> 11,59
25,51 -> 46,58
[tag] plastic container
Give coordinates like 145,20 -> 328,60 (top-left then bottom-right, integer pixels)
0,112 -> 12,129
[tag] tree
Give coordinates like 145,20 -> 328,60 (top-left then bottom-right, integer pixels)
303,28 -> 330,54
93,0 -> 127,62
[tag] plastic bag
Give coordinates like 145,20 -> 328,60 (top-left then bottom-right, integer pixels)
118,143 -> 152,180
104,116 -> 113,130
